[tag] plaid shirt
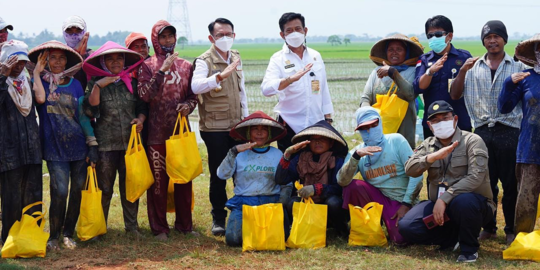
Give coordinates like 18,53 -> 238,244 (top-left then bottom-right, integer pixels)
463,53 -> 527,128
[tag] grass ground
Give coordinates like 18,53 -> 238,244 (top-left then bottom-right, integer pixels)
1,41 -> 537,269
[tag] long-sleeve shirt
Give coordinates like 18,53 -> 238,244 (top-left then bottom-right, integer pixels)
413,44 -> 472,132
137,57 -> 197,145
275,152 -> 344,199
217,146 -> 282,197
498,69 -> 540,165
261,44 -> 333,133
0,75 -> 42,172
361,66 -> 417,148
337,134 -> 423,205
191,54 -> 248,117
83,78 -> 147,152
404,128 -> 495,212
462,53 -> 525,129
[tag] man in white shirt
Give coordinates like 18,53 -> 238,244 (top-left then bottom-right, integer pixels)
261,12 -> 334,152
191,18 -> 248,236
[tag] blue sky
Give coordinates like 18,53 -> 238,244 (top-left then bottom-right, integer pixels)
3,0 -> 539,41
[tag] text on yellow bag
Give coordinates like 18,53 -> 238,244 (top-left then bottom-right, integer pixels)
1,202 -> 49,258
125,124 -> 155,203
242,203 -> 285,252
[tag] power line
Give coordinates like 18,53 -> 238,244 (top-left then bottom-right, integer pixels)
167,0 -> 193,45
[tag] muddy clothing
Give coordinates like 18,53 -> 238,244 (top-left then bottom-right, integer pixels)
137,20 -> 197,146
405,127 -> 495,211
515,164 -> 540,233
83,78 -> 147,152
194,46 -> 244,132
0,75 -> 42,172
96,150 -> 139,231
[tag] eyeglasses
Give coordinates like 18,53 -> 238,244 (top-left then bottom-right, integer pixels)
214,33 -> 234,39
427,31 -> 447,39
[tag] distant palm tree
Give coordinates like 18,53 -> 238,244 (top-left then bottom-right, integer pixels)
178,36 -> 188,49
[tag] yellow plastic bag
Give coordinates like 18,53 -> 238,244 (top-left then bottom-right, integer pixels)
503,230 -> 540,261
166,181 -> 195,213
166,113 -> 202,184
77,166 -> 107,241
372,82 -> 408,134
242,203 -> 285,252
348,203 -> 387,246
125,124 -> 154,203
1,202 -> 48,258
286,182 -> 327,249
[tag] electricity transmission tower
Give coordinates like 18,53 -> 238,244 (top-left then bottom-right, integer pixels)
167,0 -> 193,45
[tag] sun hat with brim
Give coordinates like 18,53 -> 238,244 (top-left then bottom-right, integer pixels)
230,111 -> 286,143
0,40 -> 29,62
159,25 -> 176,35
0,17 -> 13,31
515,33 -> 540,67
370,33 -> 424,66
84,47 -> 142,69
28,41 -> 83,70
291,120 -> 349,157
354,118 -> 379,131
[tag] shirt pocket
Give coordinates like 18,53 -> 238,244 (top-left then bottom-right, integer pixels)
283,68 -> 304,93
204,102 -> 230,130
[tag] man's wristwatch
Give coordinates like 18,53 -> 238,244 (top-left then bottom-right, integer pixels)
425,68 -> 434,76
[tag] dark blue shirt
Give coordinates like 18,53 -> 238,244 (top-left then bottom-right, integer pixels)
413,44 -> 472,131
499,69 -> 540,165
37,78 -> 87,162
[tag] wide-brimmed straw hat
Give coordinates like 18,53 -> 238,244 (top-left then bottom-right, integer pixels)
230,111 -> 286,143
291,120 -> 348,157
84,45 -> 142,70
515,33 -> 540,67
28,40 -> 83,70
370,33 -> 424,66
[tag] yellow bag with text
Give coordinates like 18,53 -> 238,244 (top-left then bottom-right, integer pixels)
1,202 -> 49,258
242,203 -> 285,252
348,203 -> 387,246
372,82 -> 408,134
125,124 -> 154,203
503,230 -> 540,261
166,113 -> 202,184
286,182 -> 327,249
77,167 -> 107,241
166,181 -> 195,213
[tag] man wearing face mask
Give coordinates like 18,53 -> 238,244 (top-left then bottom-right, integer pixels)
449,21 -> 526,245
0,17 -> 13,44
62,15 -> 92,90
261,12 -> 333,152
413,15 -> 472,139
191,18 -> 247,236
398,100 -> 494,263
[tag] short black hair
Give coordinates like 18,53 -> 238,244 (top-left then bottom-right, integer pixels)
208,18 -> 234,35
425,15 -> 453,35
279,12 -> 305,32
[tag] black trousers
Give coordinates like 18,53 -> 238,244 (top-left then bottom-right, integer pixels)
0,164 -> 43,243
398,193 -> 493,255
200,131 -> 241,224
475,124 -> 519,235
277,116 -> 296,153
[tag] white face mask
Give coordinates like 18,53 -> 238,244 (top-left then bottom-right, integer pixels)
285,32 -> 305,48
431,119 -> 456,139
214,36 -> 234,52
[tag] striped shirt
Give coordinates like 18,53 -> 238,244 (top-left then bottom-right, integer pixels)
463,53 -> 526,128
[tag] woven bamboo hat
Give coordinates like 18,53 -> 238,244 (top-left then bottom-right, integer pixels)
230,111 -> 286,143
291,120 -> 348,157
28,40 -> 83,69
85,45 -> 142,69
370,33 -> 424,66
515,33 -> 540,67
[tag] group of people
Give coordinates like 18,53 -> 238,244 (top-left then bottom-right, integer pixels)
0,12 -> 538,263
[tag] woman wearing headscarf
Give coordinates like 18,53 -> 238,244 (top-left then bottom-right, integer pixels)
82,41 -> 147,237
0,40 -> 42,243
337,107 -> 423,245
275,120 -> 350,238
499,34 -> 540,235
217,111 -> 287,246
362,34 -> 424,148
28,40 -> 95,250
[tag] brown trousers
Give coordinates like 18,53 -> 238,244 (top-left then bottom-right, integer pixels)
514,163 -> 540,233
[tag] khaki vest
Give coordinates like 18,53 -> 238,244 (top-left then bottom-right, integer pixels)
196,45 -> 243,132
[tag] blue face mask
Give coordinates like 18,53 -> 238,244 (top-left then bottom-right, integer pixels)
428,36 -> 448,54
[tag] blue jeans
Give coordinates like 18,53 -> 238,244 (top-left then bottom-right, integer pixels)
47,160 -> 87,240
225,195 -> 282,247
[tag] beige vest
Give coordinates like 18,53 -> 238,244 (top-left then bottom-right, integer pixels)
196,45 -> 243,132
